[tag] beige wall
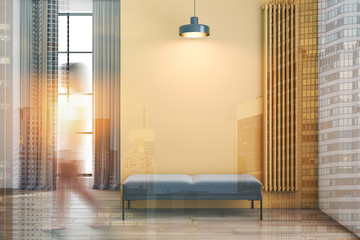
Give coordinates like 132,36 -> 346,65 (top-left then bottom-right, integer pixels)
121,0 -> 263,177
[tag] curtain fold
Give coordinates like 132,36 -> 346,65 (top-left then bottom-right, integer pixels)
19,0 -> 58,190
93,0 -> 121,190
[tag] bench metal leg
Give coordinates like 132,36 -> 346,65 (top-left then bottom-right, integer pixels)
251,200 -> 254,209
122,199 -> 125,220
128,200 -> 131,209
260,199 -> 263,220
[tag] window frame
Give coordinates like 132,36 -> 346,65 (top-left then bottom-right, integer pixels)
57,12 -> 94,175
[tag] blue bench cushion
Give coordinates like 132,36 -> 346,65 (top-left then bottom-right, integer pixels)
192,174 -> 262,195
123,174 -> 194,195
123,174 -> 262,196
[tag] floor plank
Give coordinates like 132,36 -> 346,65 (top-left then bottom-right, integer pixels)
0,190 -> 358,240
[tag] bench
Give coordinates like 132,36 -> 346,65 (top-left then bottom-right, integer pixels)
122,174 -> 263,220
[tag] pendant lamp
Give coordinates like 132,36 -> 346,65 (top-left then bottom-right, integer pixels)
179,0 -> 210,38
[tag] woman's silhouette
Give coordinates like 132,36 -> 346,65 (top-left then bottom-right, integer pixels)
44,63 -> 107,230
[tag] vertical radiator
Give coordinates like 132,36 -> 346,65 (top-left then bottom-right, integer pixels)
263,2 -> 296,192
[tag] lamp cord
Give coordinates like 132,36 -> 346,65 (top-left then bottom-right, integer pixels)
194,0 -> 196,16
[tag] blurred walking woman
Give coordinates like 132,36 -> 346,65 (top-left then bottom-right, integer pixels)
44,63 -> 107,230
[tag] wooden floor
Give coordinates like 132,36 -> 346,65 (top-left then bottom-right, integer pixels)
0,190 -> 358,240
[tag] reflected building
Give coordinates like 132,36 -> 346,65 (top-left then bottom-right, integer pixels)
0,2 -> 10,189
0,0 -> 15,237
318,0 -> 360,237
297,0 -> 319,209
15,0 -> 60,238
123,128 -> 157,181
236,98 -> 263,182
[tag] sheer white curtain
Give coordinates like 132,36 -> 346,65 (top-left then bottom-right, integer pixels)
19,0 -> 58,190
93,0 -> 121,190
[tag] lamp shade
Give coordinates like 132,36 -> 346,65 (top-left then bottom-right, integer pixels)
179,17 -> 209,38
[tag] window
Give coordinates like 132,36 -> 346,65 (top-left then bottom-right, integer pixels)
58,13 -> 93,174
